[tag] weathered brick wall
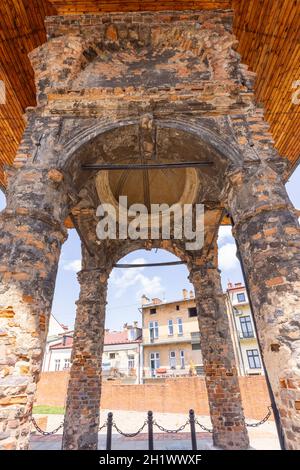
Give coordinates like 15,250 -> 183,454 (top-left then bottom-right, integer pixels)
36,372 -> 272,421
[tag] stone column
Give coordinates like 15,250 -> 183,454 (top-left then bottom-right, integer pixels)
189,245 -> 249,449
228,163 -> 300,450
0,165 -> 69,450
62,253 -> 108,450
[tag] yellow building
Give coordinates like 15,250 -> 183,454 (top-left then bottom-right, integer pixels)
225,282 -> 263,376
141,289 -> 203,380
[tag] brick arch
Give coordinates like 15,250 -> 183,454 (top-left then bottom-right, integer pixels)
102,239 -> 197,276
63,118 -> 242,165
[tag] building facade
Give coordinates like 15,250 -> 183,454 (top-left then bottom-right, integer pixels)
102,323 -> 142,384
42,319 -> 142,384
141,290 -> 203,380
44,286 -> 262,381
225,283 -> 263,376
42,315 -> 73,373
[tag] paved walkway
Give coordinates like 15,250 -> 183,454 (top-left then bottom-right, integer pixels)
30,410 -> 280,450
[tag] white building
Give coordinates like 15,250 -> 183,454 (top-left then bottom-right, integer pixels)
42,315 -> 73,372
225,282 -> 263,376
43,316 -> 142,383
102,323 -> 142,384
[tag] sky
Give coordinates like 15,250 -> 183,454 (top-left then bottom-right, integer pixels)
0,164 -> 299,331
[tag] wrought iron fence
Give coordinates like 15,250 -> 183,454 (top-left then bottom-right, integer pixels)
31,406 -> 272,450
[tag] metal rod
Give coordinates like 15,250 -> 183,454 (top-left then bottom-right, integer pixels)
148,411 -> 154,451
82,161 -> 214,171
114,261 -> 186,268
106,412 -> 113,451
189,409 -> 197,451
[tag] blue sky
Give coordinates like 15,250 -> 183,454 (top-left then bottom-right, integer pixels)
0,164 -> 299,331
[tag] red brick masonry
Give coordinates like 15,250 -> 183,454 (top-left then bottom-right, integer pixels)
36,373 -> 273,421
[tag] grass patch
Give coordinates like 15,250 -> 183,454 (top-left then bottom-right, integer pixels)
33,405 -> 65,415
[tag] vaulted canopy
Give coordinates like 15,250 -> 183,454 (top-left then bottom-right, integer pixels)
0,0 -> 299,189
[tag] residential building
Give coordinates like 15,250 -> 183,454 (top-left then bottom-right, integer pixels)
43,284 -> 261,381
42,315 -> 73,372
225,282 -> 263,376
43,318 -> 142,383
141,289 -> 204,380
102,322 -> 142,384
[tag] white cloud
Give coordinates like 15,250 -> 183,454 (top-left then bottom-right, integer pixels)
109,257 -> 165,300
63,259 -> 82,272
218,225 -> 233,246
218,243 -> 239,271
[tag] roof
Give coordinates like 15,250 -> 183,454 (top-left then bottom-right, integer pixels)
104,330 -> 142,345
0,1 -> 299,190
226,283 -> 246,292
49,335 -> 74,350
49,330 -> 142,349
142,297 -> 195,309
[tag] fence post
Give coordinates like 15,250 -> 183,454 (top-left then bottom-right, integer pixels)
106,412 -> 113,451
147,410 -> 154,450
189,409 -> 197,451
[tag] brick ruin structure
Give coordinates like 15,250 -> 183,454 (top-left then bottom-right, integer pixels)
0,10 -> 299,451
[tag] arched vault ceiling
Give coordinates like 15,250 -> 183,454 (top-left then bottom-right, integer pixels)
0,0 -> 299,189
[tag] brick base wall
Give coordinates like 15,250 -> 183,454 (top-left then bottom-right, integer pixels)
36,372 -> 272,421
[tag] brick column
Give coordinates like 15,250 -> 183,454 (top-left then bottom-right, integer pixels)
228,163 -> 300,449
0,165 -> 69,450
189,246 -> 249,449
62,257 -> 108,450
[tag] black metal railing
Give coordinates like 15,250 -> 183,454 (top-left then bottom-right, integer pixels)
31,406 -> 272,450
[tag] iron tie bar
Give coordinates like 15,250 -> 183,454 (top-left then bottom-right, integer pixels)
114,261 -> 186,268
82,161 -> 214,171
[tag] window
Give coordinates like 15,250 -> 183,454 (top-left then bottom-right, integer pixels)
54,359 -> 60,371
168,319 -> 174,336
240,316 -> 254,338
188,307 -> 197,317
128,329 -> 135,341
63,358 -> 70,369
128,355 -> 135,370
150,352 -> 160,376
149,321 -> 159,340
109,353 -> 116,359
180,350 -> 185,369
192,343 -> 201,350
191,331 -> 200,343
247,349 -> 261,369
177,318 -> 183,335
169,351 -> 176,369
150,308 -> 157,315
237,292 -> 246,303
176,305 -> 180,311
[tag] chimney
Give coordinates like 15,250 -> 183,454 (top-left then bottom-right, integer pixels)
234,282 -> 242,287
123,323 -> 128,330
227,282 -> 233,289
189,290 -> 194,299
134,321 -> 138,328
141,294 -> 150,305
182,288 -> 188,300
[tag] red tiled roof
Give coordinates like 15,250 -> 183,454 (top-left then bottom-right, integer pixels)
49,336 -> 73,350
49,331 -> 141,349
104,330 -> 141,345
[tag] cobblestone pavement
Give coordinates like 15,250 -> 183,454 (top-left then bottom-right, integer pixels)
30,410 -> 280,450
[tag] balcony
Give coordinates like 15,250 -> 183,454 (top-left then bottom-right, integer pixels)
143,334 -> 193,346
